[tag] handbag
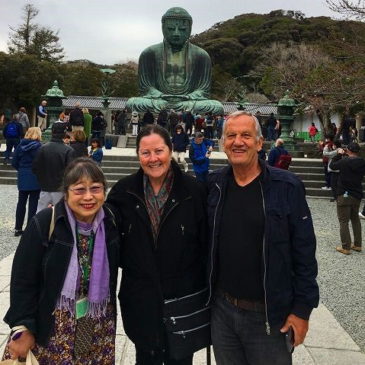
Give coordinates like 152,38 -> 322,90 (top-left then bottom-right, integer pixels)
0,351 -> 39,365
163,288 -> 211,360
105,139 -> 112,149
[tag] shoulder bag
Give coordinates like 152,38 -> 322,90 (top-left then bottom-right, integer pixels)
163,287 -> 211,360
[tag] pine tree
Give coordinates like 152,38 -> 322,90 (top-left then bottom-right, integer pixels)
7,3 -> 64,62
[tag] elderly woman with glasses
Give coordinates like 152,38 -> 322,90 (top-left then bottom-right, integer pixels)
107,125 -> 208,365
3,157 -> 121,365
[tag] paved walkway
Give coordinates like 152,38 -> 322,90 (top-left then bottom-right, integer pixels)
0,252 -> 364,364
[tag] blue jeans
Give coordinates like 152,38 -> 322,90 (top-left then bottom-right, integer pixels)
267,126 -> 276,141
324,164 -> 331,188
5,138 -> 20,159
211,295 -> 292,365
194,171 -> 208,184
15,190 -> 40,230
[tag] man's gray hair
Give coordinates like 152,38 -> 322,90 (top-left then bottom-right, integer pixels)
222,111 -> 262,142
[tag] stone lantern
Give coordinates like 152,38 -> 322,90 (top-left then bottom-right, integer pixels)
42,80 -> 67,142
277,90 -> 297,151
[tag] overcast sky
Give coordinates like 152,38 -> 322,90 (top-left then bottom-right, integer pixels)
0,0 -> 338,65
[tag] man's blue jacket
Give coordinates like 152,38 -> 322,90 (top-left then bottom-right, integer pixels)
206,158 -> 319,332
189,138 -> 214,173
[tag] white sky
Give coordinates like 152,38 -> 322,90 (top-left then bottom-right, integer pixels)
0,0 -> 338,65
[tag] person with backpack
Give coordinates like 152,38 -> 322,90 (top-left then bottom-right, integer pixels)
3,114 -> 23,165
268,138 -> 291,170
69,101 -> 85,132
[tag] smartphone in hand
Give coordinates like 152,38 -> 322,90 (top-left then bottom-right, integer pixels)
285,326 -> 294,353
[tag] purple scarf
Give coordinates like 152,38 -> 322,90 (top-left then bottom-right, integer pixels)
55,203 -> 110,318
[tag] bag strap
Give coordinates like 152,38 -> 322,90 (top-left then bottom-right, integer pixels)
275,147 -> 282,157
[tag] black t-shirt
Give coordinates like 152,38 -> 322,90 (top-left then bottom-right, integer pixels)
217,174 -> 265,301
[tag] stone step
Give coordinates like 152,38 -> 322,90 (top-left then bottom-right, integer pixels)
305,187 -> 334,197
294,172 -> 328,182
290,165 -> 324,172
0,151 -> 352,198
0,176 -> 17,185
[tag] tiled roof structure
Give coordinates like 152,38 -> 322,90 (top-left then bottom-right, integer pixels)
63,96 -> 278,116
63,96 -> 129,111
223,102 -> 277,116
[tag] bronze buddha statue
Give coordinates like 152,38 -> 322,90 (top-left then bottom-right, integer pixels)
126,7 -> 223,115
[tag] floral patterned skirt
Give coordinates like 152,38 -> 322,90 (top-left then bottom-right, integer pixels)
2,303 -> 116,365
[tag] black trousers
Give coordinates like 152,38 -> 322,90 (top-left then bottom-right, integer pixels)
15,190 -> 40,230
185,123 -> 193,136
135,347 -> 193,365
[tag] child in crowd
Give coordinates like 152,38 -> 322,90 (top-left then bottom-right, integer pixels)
89,138 -> 103,165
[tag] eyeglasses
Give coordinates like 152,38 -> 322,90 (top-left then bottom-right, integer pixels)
69,185 -> 103,195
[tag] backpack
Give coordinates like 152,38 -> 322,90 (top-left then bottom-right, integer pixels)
6,122 -> 19,138
274,149 -> 292,170
105,139 -> 112,149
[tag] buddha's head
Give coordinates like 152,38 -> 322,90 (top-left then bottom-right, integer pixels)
162,7 -> 192,50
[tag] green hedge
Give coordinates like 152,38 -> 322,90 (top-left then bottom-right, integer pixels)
295,131 -> 322,141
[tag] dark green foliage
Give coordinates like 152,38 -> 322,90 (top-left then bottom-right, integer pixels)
0,53 -> 61,110
191,10 -> 364,76
58,63 -> 104,96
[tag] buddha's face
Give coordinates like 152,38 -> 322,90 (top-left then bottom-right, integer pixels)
162,18 -> 191,49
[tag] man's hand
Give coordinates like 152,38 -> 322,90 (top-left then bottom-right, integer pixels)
280,314 -> 309,347
7,330 -> 35,359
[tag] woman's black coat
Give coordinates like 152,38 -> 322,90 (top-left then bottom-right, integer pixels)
106,160 -> 208,353
4,200 -> 121,347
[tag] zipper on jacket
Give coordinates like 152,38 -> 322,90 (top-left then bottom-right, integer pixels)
172,322 -> 210,337
259,181 -> 271,335
155,196 -> 192,244
181,224 -> 185,235
165,287 -> 208,304
127,190 -> 192,249
207,182 -> 222,304
169,306 -> 211,324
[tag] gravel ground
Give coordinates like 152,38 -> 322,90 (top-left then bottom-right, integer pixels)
0,186 -> 364,352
